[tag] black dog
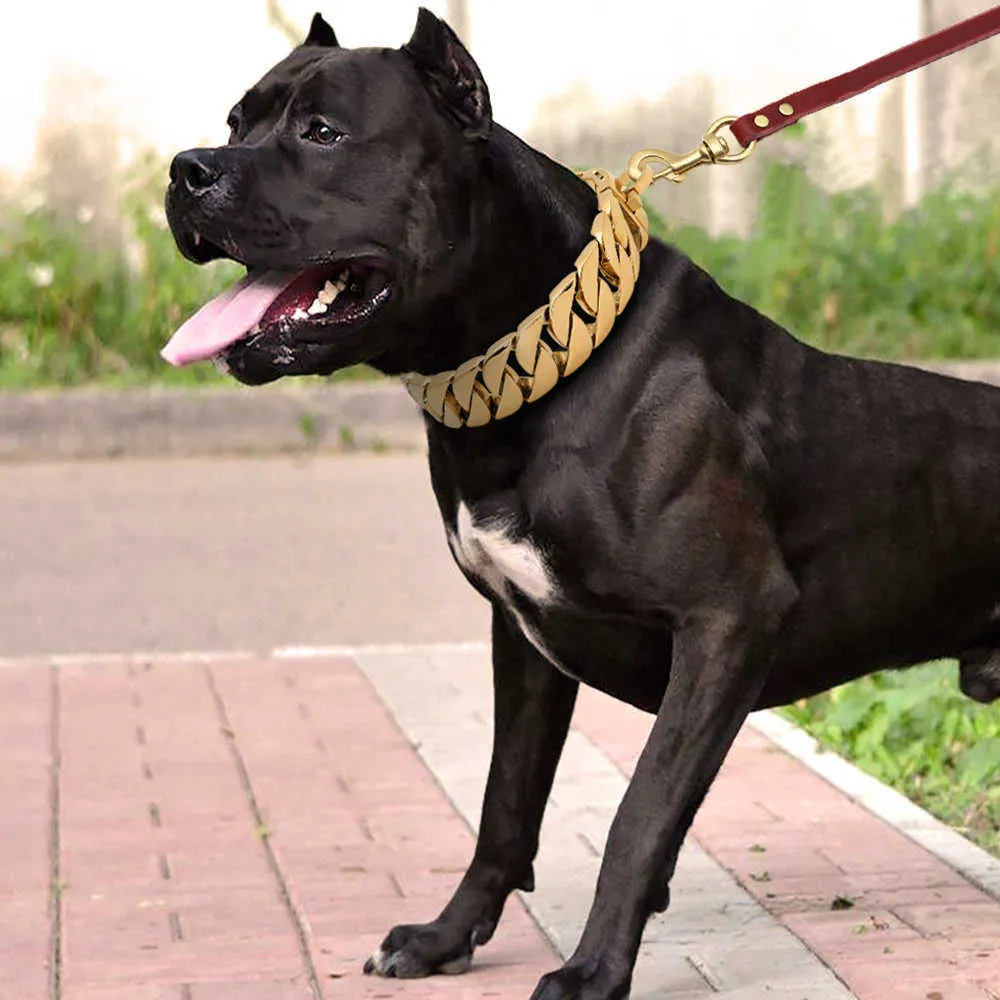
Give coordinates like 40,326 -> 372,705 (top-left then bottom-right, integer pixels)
162,11 -> 1000,999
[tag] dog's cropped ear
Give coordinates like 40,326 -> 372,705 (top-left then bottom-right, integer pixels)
404,7 -> 491,140
304,12 -> 339,47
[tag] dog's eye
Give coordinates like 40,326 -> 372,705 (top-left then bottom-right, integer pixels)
302,119 -> 344,146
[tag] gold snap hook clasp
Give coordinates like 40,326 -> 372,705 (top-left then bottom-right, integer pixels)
624,115 -> 756,189
703,115 -> 756,164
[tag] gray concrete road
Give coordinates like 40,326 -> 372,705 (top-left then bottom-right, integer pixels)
1,455 -> 489,658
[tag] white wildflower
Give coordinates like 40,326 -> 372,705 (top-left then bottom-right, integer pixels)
125,238 -> 147,276
76,204 -> 95,225
27,263 -> 54,288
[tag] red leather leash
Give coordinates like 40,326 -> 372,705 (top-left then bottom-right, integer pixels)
730,4 -> 1000,149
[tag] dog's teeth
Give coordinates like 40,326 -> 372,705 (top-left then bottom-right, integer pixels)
192,232 -> 202,247
307,298 -> 328,315
292,308 -> 308,321
317,280 -> 340,306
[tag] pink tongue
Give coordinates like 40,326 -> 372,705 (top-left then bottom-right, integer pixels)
160,270 -> 298,366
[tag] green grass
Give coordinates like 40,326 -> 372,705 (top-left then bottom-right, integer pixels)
783,662 -> 1000,856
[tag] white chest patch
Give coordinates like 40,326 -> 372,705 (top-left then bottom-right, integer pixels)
449,503 -> 555,605
449,503 -> 559,666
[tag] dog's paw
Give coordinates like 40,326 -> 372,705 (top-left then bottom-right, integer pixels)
529,962 -> 630,1000
362,923 -> 475,979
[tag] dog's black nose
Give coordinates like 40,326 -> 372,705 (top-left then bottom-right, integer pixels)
170,149 -> 222,195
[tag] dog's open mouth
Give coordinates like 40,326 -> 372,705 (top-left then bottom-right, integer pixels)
160,259 -> 392,367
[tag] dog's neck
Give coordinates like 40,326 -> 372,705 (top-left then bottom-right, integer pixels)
370,125 -> 596,377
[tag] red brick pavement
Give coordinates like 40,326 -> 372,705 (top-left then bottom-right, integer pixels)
573,686 -> 1000,1000
0,664 -> 52,1000
209,655 -> 554,998
5,655 -> 559,1000
4,653 -> 999,1000
58,659 -> 309,998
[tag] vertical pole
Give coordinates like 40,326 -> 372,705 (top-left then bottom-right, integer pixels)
446,0 -> 471,46
918,0 -> 941,193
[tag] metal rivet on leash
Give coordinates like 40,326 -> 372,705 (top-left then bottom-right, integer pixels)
403,5 -> 1000,428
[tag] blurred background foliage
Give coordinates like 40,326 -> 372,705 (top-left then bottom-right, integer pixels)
2,153 -> 1000,387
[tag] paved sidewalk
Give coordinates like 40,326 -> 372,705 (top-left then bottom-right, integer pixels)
0,456 -> 488,658
2,646 -> 998,1000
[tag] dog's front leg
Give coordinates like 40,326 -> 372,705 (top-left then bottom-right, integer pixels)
365,605 -> 578,978
530,597 -> 791,1000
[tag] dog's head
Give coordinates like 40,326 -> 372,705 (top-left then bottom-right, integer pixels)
162,9 -> 492,384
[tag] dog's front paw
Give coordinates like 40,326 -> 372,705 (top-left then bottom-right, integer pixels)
363,922 -> 477,979
529,961 -> 630,1000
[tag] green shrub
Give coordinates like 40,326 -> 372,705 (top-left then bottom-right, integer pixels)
0,159 -> 242,387
650,162 -> 1000,360
783,661 -> 1000,856
0,158 -> 378,388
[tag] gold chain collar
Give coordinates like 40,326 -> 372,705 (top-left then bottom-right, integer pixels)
401,117 -> 753,429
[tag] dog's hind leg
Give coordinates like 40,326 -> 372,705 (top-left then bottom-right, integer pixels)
364,605 -> 578,979
529,564 -> 797,1000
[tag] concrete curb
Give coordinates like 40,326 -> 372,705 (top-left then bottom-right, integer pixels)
750,709 -> 1000,902
3,359 -> 1000,461
914,359 -> 1000,384
0,380 -> 425,460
